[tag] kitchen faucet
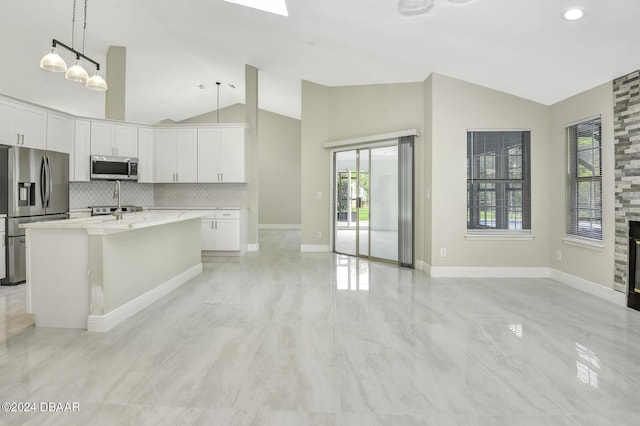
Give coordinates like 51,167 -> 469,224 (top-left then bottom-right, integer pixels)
113,180 -> 123,220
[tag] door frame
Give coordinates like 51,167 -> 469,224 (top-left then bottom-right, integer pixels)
330,140 -> 398,263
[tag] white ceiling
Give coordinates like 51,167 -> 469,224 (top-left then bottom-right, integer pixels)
1,0 -> 639,124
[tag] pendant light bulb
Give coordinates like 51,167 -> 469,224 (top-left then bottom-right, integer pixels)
40,46 -> 67,72
86,69 -> 108,91
65,57 -> 89,83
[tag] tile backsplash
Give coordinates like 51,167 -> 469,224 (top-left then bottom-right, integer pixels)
70,181 -> 154,208
70,182 -> 248,209
154,183 -> 248,208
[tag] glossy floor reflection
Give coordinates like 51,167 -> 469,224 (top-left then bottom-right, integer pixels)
2,230 -> 640,425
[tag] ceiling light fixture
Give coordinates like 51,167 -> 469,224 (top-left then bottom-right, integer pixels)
398,0 -> 478,17
398,0 -> 434,16
564,8 -> 585,21
39,0 -> 107,91
223,0 -> 288,17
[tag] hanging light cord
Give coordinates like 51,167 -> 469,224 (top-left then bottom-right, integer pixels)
71,0 -> 77,49
82,0 -> 88,55
216,82 -> 221,124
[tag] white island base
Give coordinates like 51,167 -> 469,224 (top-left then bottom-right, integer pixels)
24,214 -> 203,332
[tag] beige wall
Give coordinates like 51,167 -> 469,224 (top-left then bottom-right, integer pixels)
422,75 -> 433,265
549,82 -> 615,288
301,81 -> 330,247
300,81 -> 424,248
429,73 -> 551,268
180,104 -> 302,226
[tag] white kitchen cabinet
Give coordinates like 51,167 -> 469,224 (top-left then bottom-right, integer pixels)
90,121 -> 138,157
46,113 -> 73,154
0,218 -> 5,280
67,210 -> 91,219
71,120 -> 91,182
197,126 -> 246,183
137,126 -> 155,183
201,210 -> 241,251
0,99 -> 46,149
154,128 -> 197,183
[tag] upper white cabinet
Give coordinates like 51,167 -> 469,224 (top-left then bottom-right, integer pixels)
137,126 -> 155,183
71,120 -> 91,182
90,121 -> 138,157
0,99 -> 46,149
154,128 -> 197,183
197,126 -> 246,183
46,113 -> 73,154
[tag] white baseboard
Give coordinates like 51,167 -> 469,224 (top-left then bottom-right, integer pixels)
87,263 -> 203,333
549,268 -> 626,306
415,260 -> 431,275
259,224 -> 301,230
247,244 -> 259,252
430,266 -> 551,278
300,244 -> 331,253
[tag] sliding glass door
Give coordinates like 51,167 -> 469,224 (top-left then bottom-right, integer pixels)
334,145 -> 399,263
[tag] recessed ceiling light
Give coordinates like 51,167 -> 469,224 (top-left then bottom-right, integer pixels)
564,8 -> 584,21
224,0 -> 288,17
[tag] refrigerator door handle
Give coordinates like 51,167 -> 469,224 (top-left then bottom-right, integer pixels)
46,156 -> 53,207
40,156 -> 47,206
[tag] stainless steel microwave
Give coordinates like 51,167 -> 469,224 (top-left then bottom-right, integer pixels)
90,155 -> 138,181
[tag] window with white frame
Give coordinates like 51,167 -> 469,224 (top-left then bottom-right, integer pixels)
467,131 -> 531,232
567,117 -> 602,240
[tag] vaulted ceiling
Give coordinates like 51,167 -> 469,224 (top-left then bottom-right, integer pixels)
1,0 -> 638,124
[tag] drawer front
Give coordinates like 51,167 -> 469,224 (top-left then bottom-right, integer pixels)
213,210 -> 240,219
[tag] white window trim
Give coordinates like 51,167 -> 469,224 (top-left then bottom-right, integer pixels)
465,230 -> 535,241
562,236 -> 605,251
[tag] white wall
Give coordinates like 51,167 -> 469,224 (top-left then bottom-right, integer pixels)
549,82 -> 615,289
428,73 -> 551,269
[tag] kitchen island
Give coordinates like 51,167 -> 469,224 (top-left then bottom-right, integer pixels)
21,210 -> 207,332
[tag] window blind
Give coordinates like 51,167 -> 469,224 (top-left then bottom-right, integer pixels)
467,131 -> 531,231
567,117 -> 602,240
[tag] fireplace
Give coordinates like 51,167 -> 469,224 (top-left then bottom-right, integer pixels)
628,221 -> 640,311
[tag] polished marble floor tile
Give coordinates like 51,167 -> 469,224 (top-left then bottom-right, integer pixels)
2,229 -> 640,425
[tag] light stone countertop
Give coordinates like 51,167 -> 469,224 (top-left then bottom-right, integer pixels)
145,206 -> 244,211
0,214 -> 6,219
20,210 -> 209,235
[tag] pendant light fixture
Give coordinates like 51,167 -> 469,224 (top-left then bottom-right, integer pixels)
216,82 -> 221,124
39,0 -> 108,91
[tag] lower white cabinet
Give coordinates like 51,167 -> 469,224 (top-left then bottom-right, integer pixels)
201,210 -> 241,251
67,210 -> 92,219
1,218 -> 6,279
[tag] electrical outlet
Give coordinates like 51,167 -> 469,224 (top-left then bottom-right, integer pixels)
556,250 -> 562,261
440,248 -> 447,257
317,191 -> 322,199
317,231 -> 322,239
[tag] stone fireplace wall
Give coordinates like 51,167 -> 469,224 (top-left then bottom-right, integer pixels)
614,70 -> 640,293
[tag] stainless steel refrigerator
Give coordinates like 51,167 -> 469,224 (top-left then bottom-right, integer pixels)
1,146 -> 69,285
